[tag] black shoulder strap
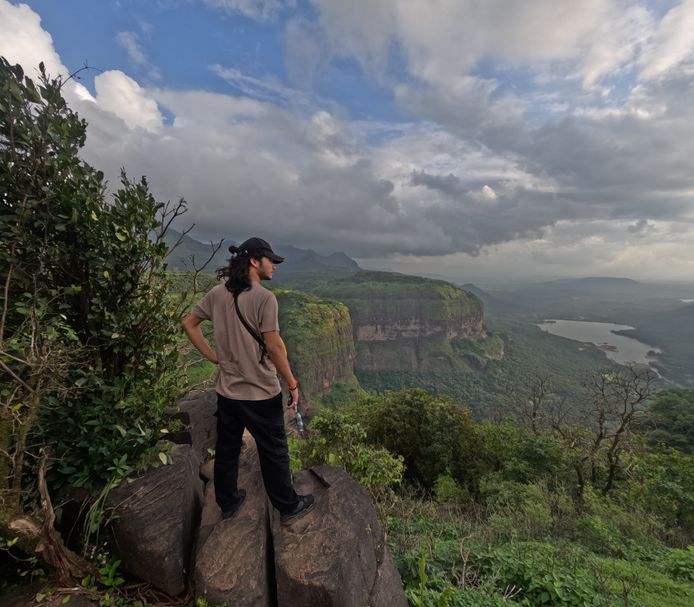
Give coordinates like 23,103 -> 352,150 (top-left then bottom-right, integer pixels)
233,294 -> 268,363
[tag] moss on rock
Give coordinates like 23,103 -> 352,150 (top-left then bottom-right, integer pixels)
274,289 -> 358,402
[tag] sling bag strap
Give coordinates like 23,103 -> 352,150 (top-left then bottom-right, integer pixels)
233,294 -> 268,364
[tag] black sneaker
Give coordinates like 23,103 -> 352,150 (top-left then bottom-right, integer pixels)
280,494 -> 315,525
221,489 -> 246,520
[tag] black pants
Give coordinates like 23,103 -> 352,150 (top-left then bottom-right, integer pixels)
214,392 -> 299,514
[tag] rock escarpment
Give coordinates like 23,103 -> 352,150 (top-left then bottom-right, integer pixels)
275,288 -> 357,401
318,271 -> 484,342
313,271 -> 489,372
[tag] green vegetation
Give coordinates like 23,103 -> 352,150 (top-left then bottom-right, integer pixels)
275,288 -> 357,401
292,380 -> 694,606
1,58 -> 187,583
358,313 -> 624,417
639,389 -> 694,454
313,270 -> 483,330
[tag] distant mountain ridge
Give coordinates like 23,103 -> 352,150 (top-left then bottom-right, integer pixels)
164,230 -> 360,274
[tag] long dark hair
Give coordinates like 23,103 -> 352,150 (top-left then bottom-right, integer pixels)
217,245 -> 261,298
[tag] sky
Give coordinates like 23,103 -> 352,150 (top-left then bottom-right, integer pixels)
2,0 -> 694,286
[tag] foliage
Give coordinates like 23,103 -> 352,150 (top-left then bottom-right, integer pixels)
618,446 -> 694,540
314,376 -> 365,408
662,547 -> 694,583
434,474 -> 470,506
479,423 -> 570,485
639,389 -> 694,454
474,543 -> 600,607
347,388 -> 484,492
290,409 -> 404,495
1,55 -> 185,553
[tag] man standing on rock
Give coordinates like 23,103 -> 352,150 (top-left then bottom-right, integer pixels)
182,237 -> 315,523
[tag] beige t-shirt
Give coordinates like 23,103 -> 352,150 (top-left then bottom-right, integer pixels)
192,282 -> 281,400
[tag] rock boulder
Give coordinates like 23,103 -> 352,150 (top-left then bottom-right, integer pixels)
174,390 -> 218,459
106,445 -> 203,596
271,465 -> 407,607
194,438 -> 272,607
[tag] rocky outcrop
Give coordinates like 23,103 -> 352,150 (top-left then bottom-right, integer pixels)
271,465 -> 408,607
106,445 -> 203,596
195,438 -> 271,607
312,271 -> 487,373
103,402 -> 408,605
166,390 -> 218,459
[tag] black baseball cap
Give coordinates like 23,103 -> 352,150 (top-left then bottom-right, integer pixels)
236,237 -> 284,264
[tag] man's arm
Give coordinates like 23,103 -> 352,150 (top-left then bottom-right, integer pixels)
181,314 -> 218,364
263,330 -> 300,408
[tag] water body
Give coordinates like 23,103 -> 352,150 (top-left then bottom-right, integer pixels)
681,299 -> 694,303
537,319 -> 662,368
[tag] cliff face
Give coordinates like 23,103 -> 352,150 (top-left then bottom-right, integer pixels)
275,289 -> 357,401
317,271 -> 485,341
313,271 -> 491,372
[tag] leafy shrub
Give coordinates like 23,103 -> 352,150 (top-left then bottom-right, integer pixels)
291,409 -> 404,495
347,388 -> 484,492
619,447 -> 694,538
576,488 -> 665,557
474,543 -> 600,607
1,58 -> 184,499
479,423 -> 570,485
662,547 -> 694,583
434,474 -> 470,506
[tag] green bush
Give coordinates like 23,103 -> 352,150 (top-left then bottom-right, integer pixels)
291,409 -> 404,495
576,487 -> 665,557
479,423 -> 570,486
1,58 -> 184,502
662,547 -> 694,583
434,474 -> 470,506
474,543 -> 600,607
483,479 -> 574,542
348,388 -> 484,492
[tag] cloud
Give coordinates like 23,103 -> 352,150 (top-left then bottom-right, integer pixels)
628,218 -> 653,234
117,31 -> 146,66
639,0 -> 694,80
4,0 -> 694,281
0,1 -> 64,77
116,30 -> 162,81
203,0 -> 295,20
210,64 -> 300,104
92,71 -> 163,132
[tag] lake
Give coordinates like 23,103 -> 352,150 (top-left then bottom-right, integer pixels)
537,319 -> 662,368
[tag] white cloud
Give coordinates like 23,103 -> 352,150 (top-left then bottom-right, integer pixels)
303,0 -> 627,88
117,31 -> 147,66
639,0 -> 694,80
0,1 -> 64,78
203,0 -> 295,20
116,30 -> 162,81
92,71 -> 163,132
